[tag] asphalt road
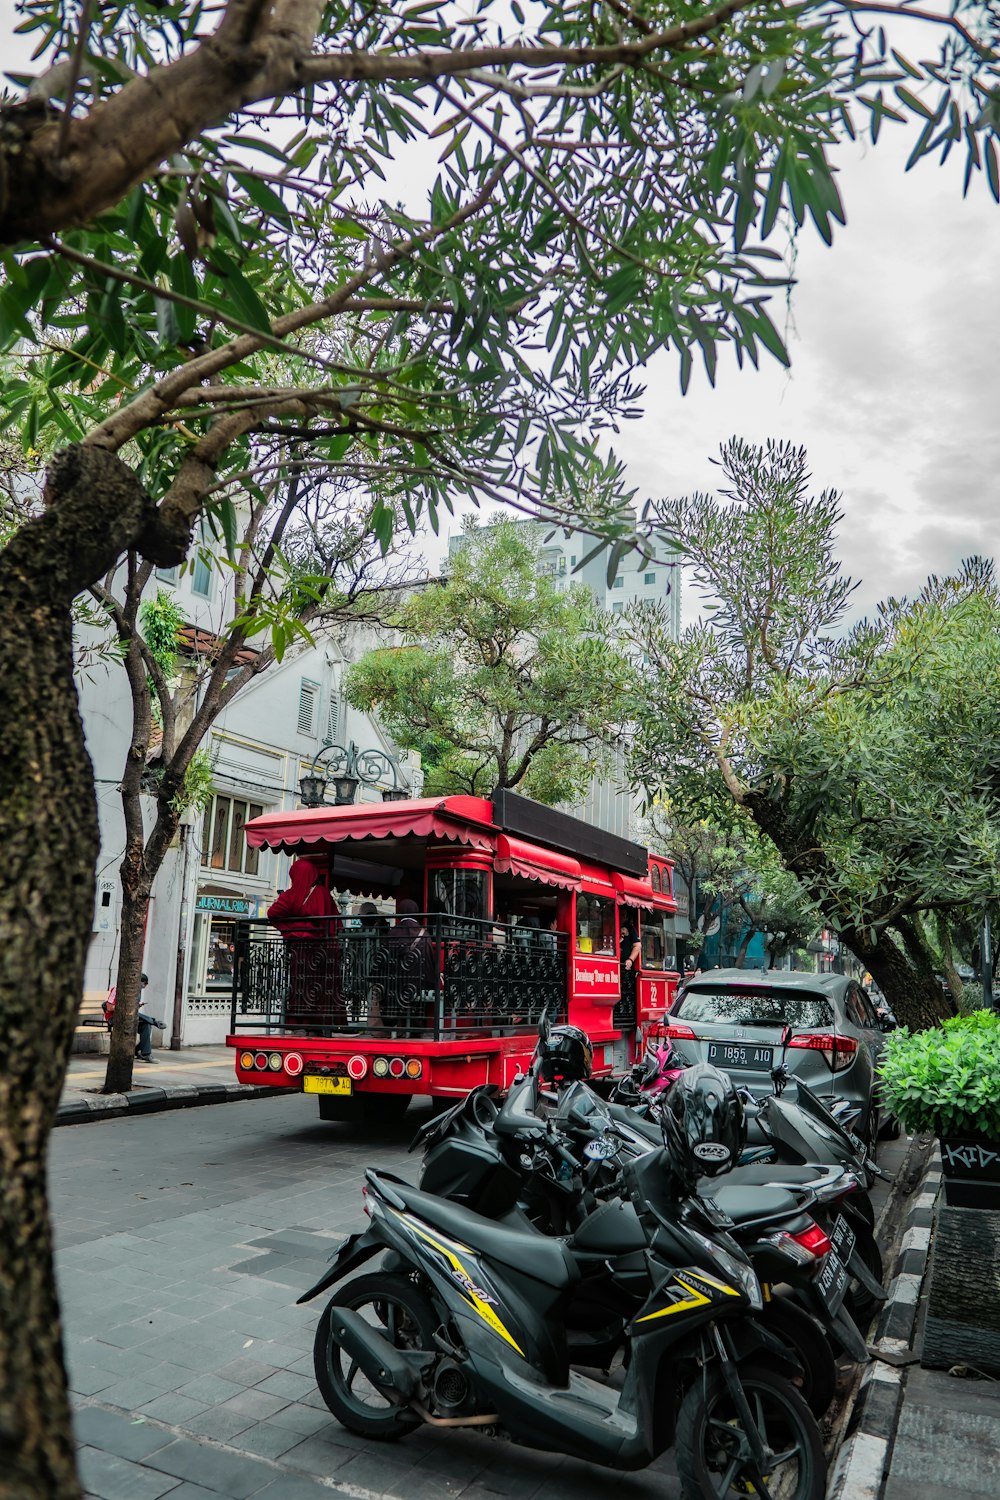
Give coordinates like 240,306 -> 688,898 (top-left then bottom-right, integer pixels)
50,1094 -> 686,1500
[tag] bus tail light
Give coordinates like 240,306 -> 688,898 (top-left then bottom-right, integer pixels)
348,1055 -> 368,1080
787,1033 -> 858,1072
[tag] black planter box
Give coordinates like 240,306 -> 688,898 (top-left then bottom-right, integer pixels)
940,1136 -> 1000,1210
922,1204 -> 1000,1375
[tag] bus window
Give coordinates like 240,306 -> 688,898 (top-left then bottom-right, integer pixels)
577,894 -> 616,956
429,868 -> 488,928
641,912 -> 678,972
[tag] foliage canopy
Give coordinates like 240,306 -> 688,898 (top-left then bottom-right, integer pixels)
345,517 -> 631,802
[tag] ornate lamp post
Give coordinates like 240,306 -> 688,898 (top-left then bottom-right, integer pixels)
298,740 -> 407,807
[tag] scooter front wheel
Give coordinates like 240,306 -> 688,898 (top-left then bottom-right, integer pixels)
313,1271 -> 438,1440
676,1361 -> 826,1500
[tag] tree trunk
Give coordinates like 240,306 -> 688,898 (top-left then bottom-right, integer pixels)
733,927 -> 753,968
841,922 -> 951,1029
105,880 -> 152,1093
743,787 -> 951,1030
0,446 -> 156,1498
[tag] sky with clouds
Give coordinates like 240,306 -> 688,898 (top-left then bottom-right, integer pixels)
601,129 -> 1000,626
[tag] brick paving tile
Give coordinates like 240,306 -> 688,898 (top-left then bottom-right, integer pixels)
77,1445 -> 182,1500
142,1437 -> 278,1498
73,1406 -> 174,1463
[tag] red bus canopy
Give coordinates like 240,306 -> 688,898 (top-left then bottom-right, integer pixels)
244,796 -> 496,855
494,835 -> 581,890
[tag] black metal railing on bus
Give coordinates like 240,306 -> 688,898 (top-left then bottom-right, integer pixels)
230,915 -> 568,1039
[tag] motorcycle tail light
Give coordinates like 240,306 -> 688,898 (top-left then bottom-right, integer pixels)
787,1032 -> 858,1073
789,1221 -> 833,1258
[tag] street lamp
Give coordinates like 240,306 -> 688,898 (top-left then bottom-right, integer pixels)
298,740 -> 406,807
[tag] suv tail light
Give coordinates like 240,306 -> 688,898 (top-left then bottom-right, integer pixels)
787,1032 -> 858,1073
664,1022 -> 697,1041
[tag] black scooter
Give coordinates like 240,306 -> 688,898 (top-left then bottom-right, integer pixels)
300,1147 -> 826,1499
416,1077 -> 868,1414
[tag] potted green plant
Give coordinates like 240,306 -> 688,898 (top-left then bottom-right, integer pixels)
877,1009 -> 1000,1208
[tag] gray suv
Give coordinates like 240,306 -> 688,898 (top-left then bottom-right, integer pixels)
661,970 -> 889,1153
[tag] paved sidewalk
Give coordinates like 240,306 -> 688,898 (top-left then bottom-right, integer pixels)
58,1044 -> 284,1126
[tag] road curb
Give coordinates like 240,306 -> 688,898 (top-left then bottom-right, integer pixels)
54,1081 -> 287,1127
827,1143 -> 942,1500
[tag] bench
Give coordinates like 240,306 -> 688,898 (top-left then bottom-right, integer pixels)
74,991 -> 111,1053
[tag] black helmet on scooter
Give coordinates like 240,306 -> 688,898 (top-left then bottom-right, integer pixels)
539,1024 -> 594,1083
662,1063 -> 745,1180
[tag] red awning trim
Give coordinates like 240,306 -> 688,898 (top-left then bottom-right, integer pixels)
494,835 -> 582,891
245,797 -> 495,855
611,872 -> 656,910
577,859 -> 617,895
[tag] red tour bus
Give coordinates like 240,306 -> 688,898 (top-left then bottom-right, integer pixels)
227,789 -> 679,1120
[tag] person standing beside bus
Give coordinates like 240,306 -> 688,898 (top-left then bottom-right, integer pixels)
268,858 -> 339,1027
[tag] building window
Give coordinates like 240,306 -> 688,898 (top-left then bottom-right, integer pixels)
326,693 -> 339,743
191,519 -> 213,599
200,795 -> 265,875
611,601 -> 624,614
644,572 -> 656,585
570,555 -> 576,567
612,576 -> 624,589
155,566 -> 179,584
298,680 -> 318,736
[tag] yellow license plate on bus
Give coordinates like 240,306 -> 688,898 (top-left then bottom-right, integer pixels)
303,1076 -> 352,1096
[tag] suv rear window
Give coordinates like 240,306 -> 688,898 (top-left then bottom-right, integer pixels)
676,987 -> 834,1029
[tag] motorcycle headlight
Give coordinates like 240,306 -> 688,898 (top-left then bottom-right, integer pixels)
685,1225 -> 763,1310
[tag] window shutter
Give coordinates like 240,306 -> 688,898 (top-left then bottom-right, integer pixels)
326,694 -> 339,743
298,681 -> 318,736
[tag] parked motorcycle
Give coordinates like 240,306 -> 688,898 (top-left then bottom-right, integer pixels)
301,1070 -> 827,1499
416,1064 -> 868,1412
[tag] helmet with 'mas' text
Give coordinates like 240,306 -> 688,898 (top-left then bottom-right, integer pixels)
539,1024 -> 594,1084
662,1063 -> 745,1181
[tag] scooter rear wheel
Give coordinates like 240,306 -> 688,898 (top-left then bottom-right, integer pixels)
676,1361 -> 826,1500
757,1299 -> 837,1417
313,1271 -> 438,1439
843,1226 -> 884,1329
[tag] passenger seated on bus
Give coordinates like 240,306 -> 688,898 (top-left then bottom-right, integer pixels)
268,859 -> 341,1028
381,899 -> 438,1034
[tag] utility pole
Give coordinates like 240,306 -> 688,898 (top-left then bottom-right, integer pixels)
170,823 -> 192,1050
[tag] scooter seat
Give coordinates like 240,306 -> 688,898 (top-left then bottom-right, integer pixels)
379,1178 -> 579,1290
705,1184 -> 807,1230
714,1164 -> 847,1192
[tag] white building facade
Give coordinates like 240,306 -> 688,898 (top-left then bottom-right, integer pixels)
78,561 -> 418,1050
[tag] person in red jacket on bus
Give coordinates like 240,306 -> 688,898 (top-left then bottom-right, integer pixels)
268,858 -> 341,1028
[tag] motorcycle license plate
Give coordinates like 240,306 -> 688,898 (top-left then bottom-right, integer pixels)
303,1076 -> 352,1096
707,1042 -> 774,1071
815,1216 -> 856,1315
